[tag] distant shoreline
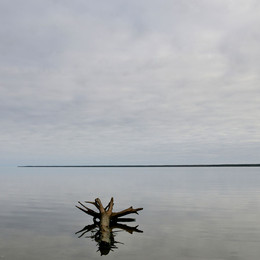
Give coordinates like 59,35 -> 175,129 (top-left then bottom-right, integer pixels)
18,164 -> 260,168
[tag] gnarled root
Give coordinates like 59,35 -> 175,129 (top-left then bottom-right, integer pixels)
76,197 -> 143,248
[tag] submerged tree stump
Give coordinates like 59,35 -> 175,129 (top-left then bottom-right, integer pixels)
76,197 -> 143,251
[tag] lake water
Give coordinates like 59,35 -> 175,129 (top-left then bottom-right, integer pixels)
0,166 -> 260,260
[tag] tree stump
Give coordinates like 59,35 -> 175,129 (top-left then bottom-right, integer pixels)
76,197 -> 143,253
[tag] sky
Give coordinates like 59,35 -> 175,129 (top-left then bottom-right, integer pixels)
0,0 -> 260,166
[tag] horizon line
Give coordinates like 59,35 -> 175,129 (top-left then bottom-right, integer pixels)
18,163 -> 260,168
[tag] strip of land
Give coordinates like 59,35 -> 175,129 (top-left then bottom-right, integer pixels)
18,164 -> 260,167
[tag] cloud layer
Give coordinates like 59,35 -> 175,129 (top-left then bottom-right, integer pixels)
1,0 -> 260,165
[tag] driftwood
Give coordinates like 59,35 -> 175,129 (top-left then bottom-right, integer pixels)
76,197 -> 143,255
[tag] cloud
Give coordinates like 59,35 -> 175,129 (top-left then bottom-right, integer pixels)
0,0 -> 260,165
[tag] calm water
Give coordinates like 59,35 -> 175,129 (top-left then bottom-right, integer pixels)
0,167 -> 260,259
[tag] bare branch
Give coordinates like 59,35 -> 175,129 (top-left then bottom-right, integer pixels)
95,198 -> 105,213
107,197 -> 114,215
85,201 -> 100,210
78,201 -> 99,215
111,207 -> 143,219
75,204 -> 100,218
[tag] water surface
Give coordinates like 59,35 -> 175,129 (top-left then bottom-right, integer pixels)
0,167 -> 260,259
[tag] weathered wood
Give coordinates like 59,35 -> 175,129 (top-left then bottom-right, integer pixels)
76,197 -> 143,252
76,200 -> 100,218
111,206 -> 143,218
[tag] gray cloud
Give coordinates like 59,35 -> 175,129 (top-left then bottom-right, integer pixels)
0,0 -> 260,165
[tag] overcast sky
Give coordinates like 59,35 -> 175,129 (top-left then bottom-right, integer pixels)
0,0 -> 260,166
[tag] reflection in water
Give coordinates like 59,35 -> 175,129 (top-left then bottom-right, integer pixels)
76,218 -> 143,255
75,197 -> 143,255
2,167 -> 260,259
